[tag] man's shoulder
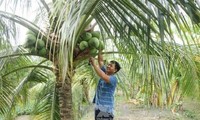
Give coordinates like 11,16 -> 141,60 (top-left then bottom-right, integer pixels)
110,75 -> 117,81
108,75 -> 117,86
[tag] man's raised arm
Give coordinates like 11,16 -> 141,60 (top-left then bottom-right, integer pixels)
98,50 -> 104,68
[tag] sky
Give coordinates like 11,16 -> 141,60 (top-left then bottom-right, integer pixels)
0,0 -> 40,46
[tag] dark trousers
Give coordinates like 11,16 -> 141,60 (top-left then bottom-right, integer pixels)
95,109 -> 114,120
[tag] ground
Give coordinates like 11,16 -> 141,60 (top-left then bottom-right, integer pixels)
81,96 -> 200,120
15,96 -> 200,120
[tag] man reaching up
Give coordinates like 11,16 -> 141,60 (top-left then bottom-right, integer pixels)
89,50 -> 121,120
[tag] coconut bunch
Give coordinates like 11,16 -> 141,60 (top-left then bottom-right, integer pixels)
24,29 -> 105,60
78,31 -> 105,55
24,30 -> 47,57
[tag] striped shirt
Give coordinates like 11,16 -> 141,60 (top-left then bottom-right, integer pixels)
93,66 -> 117,114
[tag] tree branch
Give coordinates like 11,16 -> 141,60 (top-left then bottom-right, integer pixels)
40,0 -> 51,14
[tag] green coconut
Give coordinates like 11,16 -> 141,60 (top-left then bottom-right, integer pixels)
98,41 -> 105,50
37,39 -> 45,50
79,41 -> 88,51
91,31 -> 100,39
38,48 -> 47,56
90,48 -> 98,55
26,34 -> 37,46
82,32 -> 92,41
88,37 -> 99,49
77,37 -> 83,43
30,47 -> 37,54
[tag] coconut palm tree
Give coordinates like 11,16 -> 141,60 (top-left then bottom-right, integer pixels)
1,0 -> 200,120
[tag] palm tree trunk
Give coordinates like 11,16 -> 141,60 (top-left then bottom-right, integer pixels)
56,70 -> 73,120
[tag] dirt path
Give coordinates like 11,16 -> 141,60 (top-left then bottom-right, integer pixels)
82,103 -> 178,120
81,98 -> 200,120
14,98 -> 200,120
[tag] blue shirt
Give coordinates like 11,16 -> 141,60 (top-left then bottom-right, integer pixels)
93,66 -> 117,114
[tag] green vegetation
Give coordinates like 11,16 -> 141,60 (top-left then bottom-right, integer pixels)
79,41 -> 88,51
91,31 -> 100,38
89,48 -> 98,55
82,32 -> 92,41
88,37 -> 99,48
0,0 -> 200,120
38,48 -> 47,56
26,34 -> 36,46
37,39 -> 45,49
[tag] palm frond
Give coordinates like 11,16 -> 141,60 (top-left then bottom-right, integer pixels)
32,80 -> 60,120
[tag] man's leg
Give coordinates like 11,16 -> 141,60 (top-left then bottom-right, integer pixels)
108,113 -> 114,120
95,109 -> 113,120
95,109 -> 101,120
107,112 -> 114,120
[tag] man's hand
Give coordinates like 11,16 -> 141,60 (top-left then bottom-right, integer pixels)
89,57 -> 95,66
89,57 -> 110,83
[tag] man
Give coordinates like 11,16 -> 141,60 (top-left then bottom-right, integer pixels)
89,51 -> 121,120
